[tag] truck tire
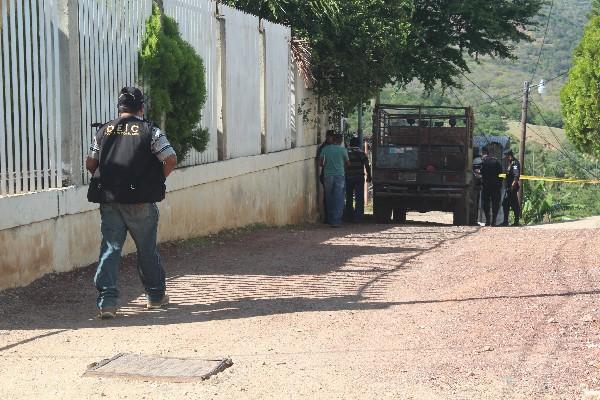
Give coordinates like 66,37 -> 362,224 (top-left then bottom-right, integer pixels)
374,197 -> 392,223
453,198 -> 468,226
468,190 -> 480,226
393,207 -> 407,223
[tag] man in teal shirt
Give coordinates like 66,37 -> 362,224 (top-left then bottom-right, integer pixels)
319,134 -> 349,227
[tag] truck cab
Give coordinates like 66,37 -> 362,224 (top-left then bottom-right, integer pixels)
372,105 -> 478,225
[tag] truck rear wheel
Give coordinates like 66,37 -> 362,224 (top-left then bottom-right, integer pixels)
453,198 -> 468,226
393,207 -> 407,223
374,197 -> 392,223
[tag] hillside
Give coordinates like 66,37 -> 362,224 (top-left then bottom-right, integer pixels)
506,121 -> 567,148
349,0 -> 592,134
462,0 -> 591,119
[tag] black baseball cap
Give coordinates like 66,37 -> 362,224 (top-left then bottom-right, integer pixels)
504,149 -> 514,157
118,86 -> 144,112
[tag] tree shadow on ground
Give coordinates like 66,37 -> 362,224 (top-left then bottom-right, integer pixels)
0,223 -> 479,343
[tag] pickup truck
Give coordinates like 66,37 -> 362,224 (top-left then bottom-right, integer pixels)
371,105 -> 478,225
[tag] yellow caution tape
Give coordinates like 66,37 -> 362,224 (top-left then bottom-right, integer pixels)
498,174 -> 600,184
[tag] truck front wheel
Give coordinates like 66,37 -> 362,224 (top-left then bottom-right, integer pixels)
374,197 -> 392,223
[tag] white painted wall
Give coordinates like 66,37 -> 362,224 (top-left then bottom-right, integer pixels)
0,145 -> 319,291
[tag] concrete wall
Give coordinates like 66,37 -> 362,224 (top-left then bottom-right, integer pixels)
0,146 -> 319,291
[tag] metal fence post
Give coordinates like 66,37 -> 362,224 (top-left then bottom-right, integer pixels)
58,0 -> 82,186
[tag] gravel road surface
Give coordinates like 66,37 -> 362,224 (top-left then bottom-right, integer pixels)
2,213 -> 600,399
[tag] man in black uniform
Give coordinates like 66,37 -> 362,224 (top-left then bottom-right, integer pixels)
478,146 -> 503,226
501,149 -> 522,226
345,137 -> 372,221
85,87 -> 177,319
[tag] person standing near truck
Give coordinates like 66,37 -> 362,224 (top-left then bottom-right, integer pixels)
479,146 -> 503,226
501,149 -> 521,226
319,134 -> 349,227
317,130 -> 335,223
345,137 -> 372,222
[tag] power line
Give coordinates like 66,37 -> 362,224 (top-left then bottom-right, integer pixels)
473,70 -> 569,107
529,0 -> 555,83
529,101 -> 600,179
448,87 -> 464,107
460,70 -> 600,180
529,101 -> 564,148
476,91 -> 522,107
449,85 -> 493,145
544,70 -> 568,84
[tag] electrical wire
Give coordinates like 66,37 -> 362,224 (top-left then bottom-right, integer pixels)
529,101 -> 600,179
460,71 -> 600,180
473,71 -> 569,107
448,87 -> 464,107
449,86 -> 492,145
529,0 -> 555,83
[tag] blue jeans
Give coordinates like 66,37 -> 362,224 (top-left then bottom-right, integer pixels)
345,175 -> 365,220
324,175 -> 345,225
94,203 -> 166,309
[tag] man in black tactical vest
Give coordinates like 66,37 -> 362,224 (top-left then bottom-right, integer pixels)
478,146 -> 503,226
501,149 -> 522,226
86,86 -> 177,319
344,137 -> 372,222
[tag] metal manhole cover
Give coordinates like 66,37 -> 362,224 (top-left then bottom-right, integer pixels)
84,353 -> 233,382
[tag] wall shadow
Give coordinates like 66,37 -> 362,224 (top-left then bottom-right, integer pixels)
0,224 -> 482,349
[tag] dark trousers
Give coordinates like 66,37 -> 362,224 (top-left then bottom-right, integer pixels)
320,174 -> 328,223
481,186 -> 501,225
502,187 -> 521,224
345,175 -> 365,221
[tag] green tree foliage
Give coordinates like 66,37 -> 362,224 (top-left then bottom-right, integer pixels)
518,141 -> 600,224
139,3 -> 208,161
222,0 -> 543,111
366,0 -> 591,132
591,0 -> 600,17
561,16 -> 600,156
522,182 -> 557,224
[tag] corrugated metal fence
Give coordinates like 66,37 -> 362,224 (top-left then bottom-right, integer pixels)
78,0 -> 152,184
222,5 -> 262,159
0,0 -> 62,195
264,20 -> 291,153
1,0 -> 297,196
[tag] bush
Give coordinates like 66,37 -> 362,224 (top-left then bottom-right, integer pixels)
139,3 -> 209,162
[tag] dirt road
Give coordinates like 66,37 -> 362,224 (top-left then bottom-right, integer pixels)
2,214 -> 600,399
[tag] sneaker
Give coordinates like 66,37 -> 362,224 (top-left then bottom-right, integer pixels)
97,307 -> 117,319
499,221 -> 509,227
511,222 -> 521,227
147,294 -> 169,309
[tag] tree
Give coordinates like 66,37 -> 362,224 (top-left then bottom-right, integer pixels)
590,0 -> 600,17
561,17 -> 600,156
222,0 -> 544,111
139,3 -> 209,161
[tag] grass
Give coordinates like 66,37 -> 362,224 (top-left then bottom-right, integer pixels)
506,120 -> 566,147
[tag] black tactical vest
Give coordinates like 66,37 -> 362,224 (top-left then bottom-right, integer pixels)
505,159 -> 521,188
87,116 -> 166,204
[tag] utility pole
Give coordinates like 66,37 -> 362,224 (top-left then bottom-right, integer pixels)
519,81 -> 530,204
